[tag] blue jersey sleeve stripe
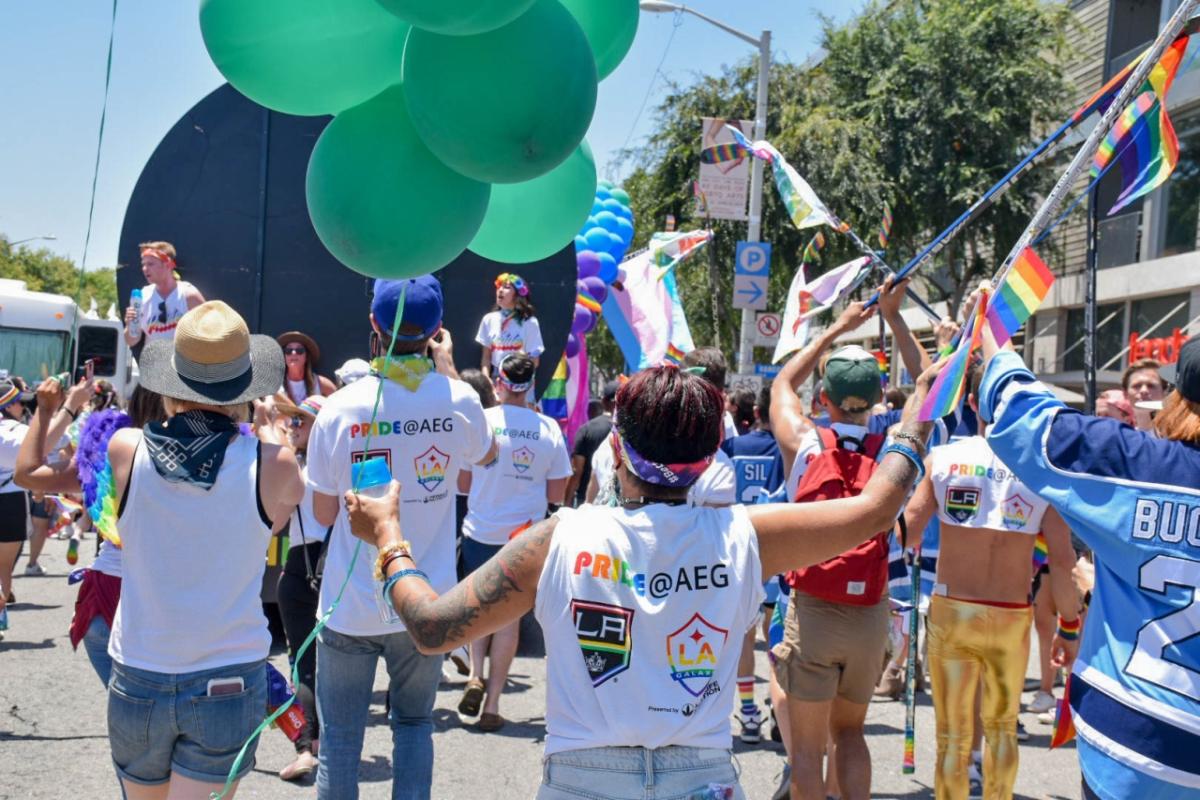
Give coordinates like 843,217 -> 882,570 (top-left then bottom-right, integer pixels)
1044,412 -> 1200,490
1072,673 -> 1200,777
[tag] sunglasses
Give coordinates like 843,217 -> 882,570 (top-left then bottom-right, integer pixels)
284,346 -> 307,355
156,301 -> 168,324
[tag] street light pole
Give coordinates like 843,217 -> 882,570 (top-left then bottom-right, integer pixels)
639,2 -> 769,374
6,235 -> 57,247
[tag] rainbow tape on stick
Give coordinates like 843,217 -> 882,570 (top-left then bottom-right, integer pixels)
985,247 -> 1054,347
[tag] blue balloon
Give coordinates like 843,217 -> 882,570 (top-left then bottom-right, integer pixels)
607,231 -> 625,255
591,200 -> 605,217
601,198 -> 624,215
614,216 -> 634,247
584,227 -> 612,253
595,187 -> 612,202
597,251 -> 618,283
594,210 -> 621,234
574,235 -> 588,252
613,204 -> 633,222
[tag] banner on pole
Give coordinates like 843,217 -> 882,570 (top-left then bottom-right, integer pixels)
698,117 -> 753,221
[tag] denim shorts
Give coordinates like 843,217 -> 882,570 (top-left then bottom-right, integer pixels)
538,746 -> 744,800
108,658 -> 267,785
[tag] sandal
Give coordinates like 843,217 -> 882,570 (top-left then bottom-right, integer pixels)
477,712 -> 505,732
279,750 -> 317,782
458,679 -> 485,717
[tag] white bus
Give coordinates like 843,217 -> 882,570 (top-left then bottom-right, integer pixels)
0,278 -> 131,396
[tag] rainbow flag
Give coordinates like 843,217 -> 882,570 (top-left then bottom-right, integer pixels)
878,201 -> 893,250
872,350 -> 889,382
1032,531 -> 1049,571
577,292 -> 602,314
801,231 -> 825,265
1050,678 -> 1076,749
541,354 -> 569,421
565,339 -> 590,446
1091,35 -> 1187,215
919,292 -> 988,422
699,141 -> 745,165
725,125 -> 844,230
986,247 -> 1054,347
664,343 -> 686,366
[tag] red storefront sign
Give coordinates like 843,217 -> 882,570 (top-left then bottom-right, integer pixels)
1129,327 -> 1187,364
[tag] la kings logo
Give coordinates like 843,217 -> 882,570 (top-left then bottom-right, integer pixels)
572,599 -> 634,687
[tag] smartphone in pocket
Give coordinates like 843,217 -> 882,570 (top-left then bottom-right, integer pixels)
206,677 -> 245,697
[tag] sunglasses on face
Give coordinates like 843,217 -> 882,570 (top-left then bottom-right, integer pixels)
284,346 -> 306,355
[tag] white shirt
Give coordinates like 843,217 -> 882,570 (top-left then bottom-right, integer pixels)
289,464 -> 325,547
784,422 -> 870,500
929,434 -> 1049,534
0,418 -> 27,493
90,538 -> 122,578
475,311 -> 545,371
307,370 -> 493,637
137,281 -> 196,342
463,405 -> 572,545
688,449 -> 735,507
723,411 -> 738,441
590,438 -> 616,506
536,504 -> 764,755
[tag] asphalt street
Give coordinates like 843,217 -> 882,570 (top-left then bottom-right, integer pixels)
0,538 -> 1081,799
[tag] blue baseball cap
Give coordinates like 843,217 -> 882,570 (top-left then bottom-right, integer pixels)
371,275 -> 444,341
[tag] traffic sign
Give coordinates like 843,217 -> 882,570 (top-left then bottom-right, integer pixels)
733,241 -> 771,311
754,363 -> 782,378
728,372 -> 763,394
755,312 -> 781,346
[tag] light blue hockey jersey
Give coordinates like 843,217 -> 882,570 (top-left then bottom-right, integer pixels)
980,351 -> 1200,800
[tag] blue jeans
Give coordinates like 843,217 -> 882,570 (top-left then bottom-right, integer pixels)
315,627 -> 444,800
538,746 -> 744,800
83,615 -> 113,687
108,659 -> 267,785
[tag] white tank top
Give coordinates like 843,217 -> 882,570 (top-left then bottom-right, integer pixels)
109,434 -> 273,672
138,281 -> 194,342
535,503 -> 764,755
929,435 -> 1049,534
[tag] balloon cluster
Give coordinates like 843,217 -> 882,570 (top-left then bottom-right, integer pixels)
199,0 -> 639,279
566,181 -> 633,357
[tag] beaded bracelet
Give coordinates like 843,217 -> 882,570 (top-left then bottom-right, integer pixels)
882,442 -> 926,483
381,568 -> 430,598
891,430 -> 927,455
1057,615 -> 1082,641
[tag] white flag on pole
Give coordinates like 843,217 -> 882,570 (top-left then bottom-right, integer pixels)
772,257 -> 871,363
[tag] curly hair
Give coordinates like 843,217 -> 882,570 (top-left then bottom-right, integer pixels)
615,367 -> 723,468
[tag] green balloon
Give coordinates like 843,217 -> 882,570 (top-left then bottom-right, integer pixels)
558,0 -> 639,80
200,0 -> 409,116
375,0 -> 534,35
609,188 -> 631,206
306,86 -> 490,279
469,142 -> 596,264
597,179 -> 615,190
403,0 -> 597,184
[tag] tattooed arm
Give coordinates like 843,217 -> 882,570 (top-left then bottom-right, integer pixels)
752,358 -> 944,577
344,482 -> 555,654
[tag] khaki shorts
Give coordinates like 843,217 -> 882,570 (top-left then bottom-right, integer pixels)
771,591 -> 890,704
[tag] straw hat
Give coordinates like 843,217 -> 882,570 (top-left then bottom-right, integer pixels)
139,301 -> 284,406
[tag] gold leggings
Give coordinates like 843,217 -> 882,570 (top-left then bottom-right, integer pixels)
928,595 -> 1032,800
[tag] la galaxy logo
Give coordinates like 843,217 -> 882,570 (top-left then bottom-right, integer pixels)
945,486 -> 981,523
666,612 -> 728,697
512,446 -> 534,474
1002,493 -> 1034,530
413,446 -> 449,493
572,599 -> 633,687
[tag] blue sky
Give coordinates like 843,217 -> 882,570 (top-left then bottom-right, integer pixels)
0,1 -> 855,271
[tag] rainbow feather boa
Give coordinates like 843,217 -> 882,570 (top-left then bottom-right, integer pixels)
76,409 -> 130,547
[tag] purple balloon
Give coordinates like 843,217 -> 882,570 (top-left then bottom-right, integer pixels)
596,252 -> 618,284
572,306 -> 595,335
581,276 -> 607,303
565,333 -> 580,357
576,250 -> 601,279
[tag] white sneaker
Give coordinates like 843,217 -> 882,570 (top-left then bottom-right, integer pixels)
23,563 -> 47,577
1037,709 -> 1057,725
737,709 -> 763,744
1027,690 -> 1056,714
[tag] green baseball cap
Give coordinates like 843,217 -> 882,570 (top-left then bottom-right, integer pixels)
822,345 -> 883,412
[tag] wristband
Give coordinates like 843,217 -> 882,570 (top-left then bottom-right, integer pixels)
1057,615 -> 1082,641
882,442 -> 926,483
373,540 -> 412,581
381,568 -> 430,597
891,430 -> 927,455
60,407 -> 79,420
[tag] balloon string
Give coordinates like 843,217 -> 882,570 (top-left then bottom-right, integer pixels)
211,289 -> 407,800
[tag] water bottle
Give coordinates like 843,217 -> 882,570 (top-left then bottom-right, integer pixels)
128,289 -> 141,337
264,662 -> 306,743
351,456 -> 392,499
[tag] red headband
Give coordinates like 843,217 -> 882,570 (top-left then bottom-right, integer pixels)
141,247 -> 176,267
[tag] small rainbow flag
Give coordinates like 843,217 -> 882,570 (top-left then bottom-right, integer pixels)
700,142 -> 745,165
986,247 -> 1054,347
1032,531 -> 1049,571
801,231 -> 825,265
919,292 -> 988,422
872,350 -> 889,381
1050,678 -> 1076,749
1091,35 -> 1186,215
878,201 -> 893,250
576,293 -> 602,314
664,342 -> 686,366
541,354 -> 569,421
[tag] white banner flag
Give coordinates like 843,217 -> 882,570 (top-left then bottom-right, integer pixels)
697,117 -> 753,221
772,257 -> 871,363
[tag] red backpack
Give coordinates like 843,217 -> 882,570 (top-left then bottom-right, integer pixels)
785,427 -> 890,606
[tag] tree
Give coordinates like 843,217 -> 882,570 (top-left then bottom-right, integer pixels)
606,0 -> 1071,376
0,236 -> 117,315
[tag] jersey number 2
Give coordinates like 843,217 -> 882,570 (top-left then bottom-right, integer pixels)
1126,554 -> 1200,701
